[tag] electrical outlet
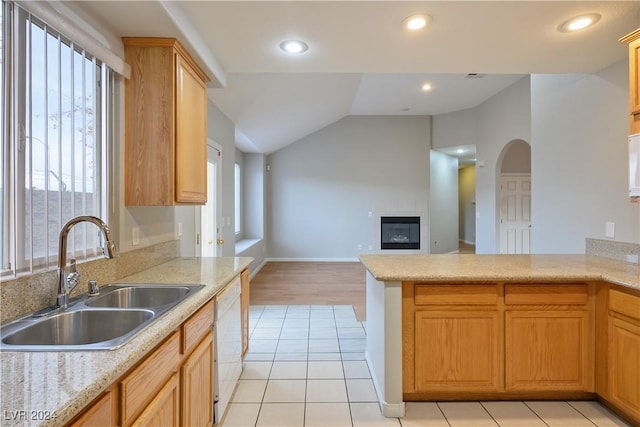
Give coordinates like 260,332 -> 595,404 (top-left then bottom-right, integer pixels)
132,227 -> 139,246
605,222 -> 615,239
177,222 -> 183,236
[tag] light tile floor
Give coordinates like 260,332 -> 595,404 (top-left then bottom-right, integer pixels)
220,305 -> 631,427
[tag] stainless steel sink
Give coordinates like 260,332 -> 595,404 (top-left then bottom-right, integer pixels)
85,285 -> 195,308
2,310 -> 154,349
0,284 -> 205,351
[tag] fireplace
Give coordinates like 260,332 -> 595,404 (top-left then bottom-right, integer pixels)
381,216 -> 420,250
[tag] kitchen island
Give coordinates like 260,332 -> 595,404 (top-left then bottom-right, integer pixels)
0,257 -> 252,427
359,254 -> 640,424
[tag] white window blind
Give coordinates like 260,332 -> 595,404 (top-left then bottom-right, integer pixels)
1,2 -> 112,277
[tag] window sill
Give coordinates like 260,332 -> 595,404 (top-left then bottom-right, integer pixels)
235,238 -> 262,255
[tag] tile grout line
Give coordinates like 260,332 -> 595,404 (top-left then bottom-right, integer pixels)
565,401 -> 604,427
521,401 -> 552,427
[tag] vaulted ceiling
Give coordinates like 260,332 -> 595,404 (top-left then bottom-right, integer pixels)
77,1 -> 640,154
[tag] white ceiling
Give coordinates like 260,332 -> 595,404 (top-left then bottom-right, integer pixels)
77,1 -> 640,154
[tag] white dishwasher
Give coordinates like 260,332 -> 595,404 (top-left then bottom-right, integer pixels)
214,276 -> 243,423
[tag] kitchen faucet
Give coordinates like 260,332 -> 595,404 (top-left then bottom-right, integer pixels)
56,215 -> 119,308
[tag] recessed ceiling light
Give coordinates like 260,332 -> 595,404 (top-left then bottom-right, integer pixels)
558,13 -> 601,32
403,14 -> 432,31
279,40 -> 309,54
421,83 -> 432,92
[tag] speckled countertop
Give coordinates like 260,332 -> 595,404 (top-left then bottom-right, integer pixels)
0,257 -> 252,427
359,254 -> 640,291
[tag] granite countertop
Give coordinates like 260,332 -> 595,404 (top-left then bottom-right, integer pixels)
0,257 -> 252,427
359,254 -> 640,291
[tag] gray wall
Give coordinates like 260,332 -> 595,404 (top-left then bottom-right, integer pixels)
531,60 -> 640,252
475,77 -> 532,253
429,151 -> 459,253
207,101 -> 238,257
266,115 -> 431,260
432,77 -> 531,253
235,150 -> 267,274
459,166 -> 476,245
243,153 -> 266,240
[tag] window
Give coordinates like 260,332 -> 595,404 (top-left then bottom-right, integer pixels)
1,2 -> 112,277
234,162 -> 241,235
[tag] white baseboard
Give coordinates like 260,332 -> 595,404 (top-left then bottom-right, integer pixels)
382,402 -> 406,418
365,350 -> 406,418
459,239 -> 476,245
265,257 -> 360,262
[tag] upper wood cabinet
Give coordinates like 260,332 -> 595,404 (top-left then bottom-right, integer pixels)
621,29 -> 640,134
622,30 -> 640,203
123,38 -> 209,206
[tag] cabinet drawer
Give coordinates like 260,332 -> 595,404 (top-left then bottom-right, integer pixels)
183,299 -> 214,354
414,284 -> 498,305
505,284 -> 588,306
120,332 -> 180,425
610,288 -> 640,321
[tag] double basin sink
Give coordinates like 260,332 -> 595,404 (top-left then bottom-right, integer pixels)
0,284 -> 204,351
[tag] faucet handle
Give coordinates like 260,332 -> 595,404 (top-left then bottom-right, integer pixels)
66,259 -> 81,292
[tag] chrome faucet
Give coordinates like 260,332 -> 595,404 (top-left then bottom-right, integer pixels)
56,215 -> 119,308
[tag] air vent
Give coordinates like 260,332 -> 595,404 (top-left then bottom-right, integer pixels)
465,73 -> 485,79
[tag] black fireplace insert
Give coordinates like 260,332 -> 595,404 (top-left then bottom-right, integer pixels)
381,216 -> 420,250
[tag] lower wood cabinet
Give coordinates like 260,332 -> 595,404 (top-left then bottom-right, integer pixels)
403,282 -> 594,399
504,283 -> 592,393
606,287 -> 640,422
403,283 -> 502,396
181,332 -> 215,427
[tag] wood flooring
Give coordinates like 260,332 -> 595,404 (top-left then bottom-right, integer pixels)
249,262 -> 367,320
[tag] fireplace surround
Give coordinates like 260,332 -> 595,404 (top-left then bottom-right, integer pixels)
381,216 -> 420,250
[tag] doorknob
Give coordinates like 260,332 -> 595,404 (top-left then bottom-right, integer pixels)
217,239 -> 224,245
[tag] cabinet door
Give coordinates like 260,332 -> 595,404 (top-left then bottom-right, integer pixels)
241,268 -> 250,357
175,54 -> 207,204
505,311 -> 591,391
609,317 -> 640,421
181,332 -> 214,427
414,310 -> 501,392
69,391 -> 115,427
131,374 -> 180,427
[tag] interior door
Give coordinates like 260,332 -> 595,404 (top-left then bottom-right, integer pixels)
499,174 -> 531,254
196,142 -> 222,257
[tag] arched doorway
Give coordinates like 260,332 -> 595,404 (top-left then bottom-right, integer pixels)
496,140 -> 531,254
